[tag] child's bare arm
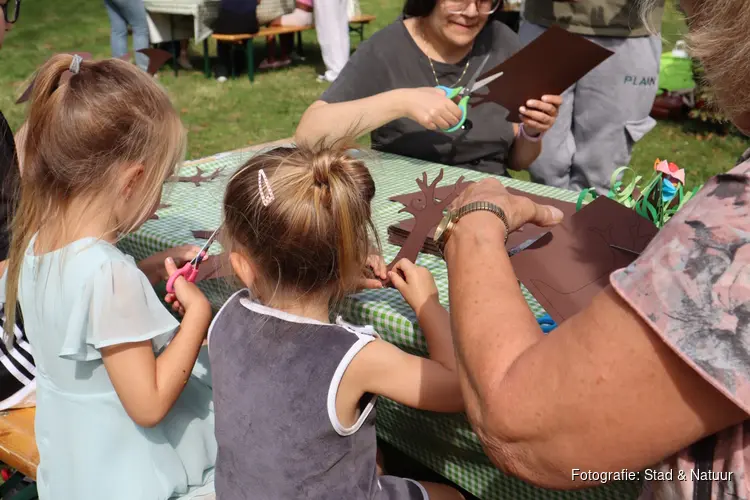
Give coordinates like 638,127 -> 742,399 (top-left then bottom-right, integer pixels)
101,266 -> 211,427
341,259 -> 463,413
389,259 -> 456,371
346,339 -> 463,413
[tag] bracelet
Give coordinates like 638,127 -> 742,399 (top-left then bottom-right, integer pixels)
518,123 -> 542,142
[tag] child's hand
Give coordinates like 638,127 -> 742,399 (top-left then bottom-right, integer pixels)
388,259 -> 439,317
138,245 -> 207,286
163,258 -> 211,320
358,253 -> 387,290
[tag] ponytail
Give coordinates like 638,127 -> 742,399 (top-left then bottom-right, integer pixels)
4,54 -> 76,343
223,141 -> 378,302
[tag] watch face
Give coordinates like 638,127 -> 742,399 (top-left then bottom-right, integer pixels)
434,212 -> 452,243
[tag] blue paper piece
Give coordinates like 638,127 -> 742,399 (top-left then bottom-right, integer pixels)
537,313 -> 557,333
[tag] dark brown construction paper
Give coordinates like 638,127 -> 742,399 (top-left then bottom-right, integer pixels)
385,169 -> 467,275
192,230 -> 216,240
388,183 -> 577,252
137,48 -> 173,76
195,252 -> 233,282
477,26 -> 614,122
510,196 -> 658,324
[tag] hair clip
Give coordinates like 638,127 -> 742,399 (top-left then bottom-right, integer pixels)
69,54 -> 83,75
258,169 -> 275,207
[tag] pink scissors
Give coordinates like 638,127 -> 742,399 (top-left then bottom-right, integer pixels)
166,228 -> 220,294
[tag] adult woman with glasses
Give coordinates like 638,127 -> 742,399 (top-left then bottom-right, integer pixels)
295,0 -> 563,176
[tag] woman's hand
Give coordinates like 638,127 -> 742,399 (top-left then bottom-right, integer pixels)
449,178 -> 565,237
519,95 -> 563,136
399,88 -> 463,131
388,259 -> 440,318
358,253 -> 388,290
138,245 -> 205,286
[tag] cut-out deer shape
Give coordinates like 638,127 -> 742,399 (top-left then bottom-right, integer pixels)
386,169 -> 466,273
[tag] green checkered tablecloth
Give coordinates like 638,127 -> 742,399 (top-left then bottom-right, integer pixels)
120,149 -> 641,500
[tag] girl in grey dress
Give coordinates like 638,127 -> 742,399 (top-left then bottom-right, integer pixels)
208,145 -> 465,500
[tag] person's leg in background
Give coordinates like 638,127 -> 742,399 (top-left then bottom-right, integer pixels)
313,0 -> 349,83
179,39 -> 193,69
518,21 -> 577,189
106,0 -> 150,72
569,34 -> 661,193
103,0 -> 129,62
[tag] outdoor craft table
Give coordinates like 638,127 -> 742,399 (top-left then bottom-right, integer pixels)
121,148 -> 641,500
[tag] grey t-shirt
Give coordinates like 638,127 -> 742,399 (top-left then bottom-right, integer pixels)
320,20 -> 522,175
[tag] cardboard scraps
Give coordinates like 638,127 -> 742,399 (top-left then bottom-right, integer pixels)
168,166 -> 224,187
388,182 -> 577,254
148,203 -> 172,221
476,25 -> 614,122
510,196 -> 658,324
192,230 -> 216,240
195,252 -> 233,282
16,49 -> 173,104
386,169 -> 467,272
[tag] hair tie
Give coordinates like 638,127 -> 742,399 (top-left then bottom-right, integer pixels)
258,169 -> 275,207
69,54 -> 83,74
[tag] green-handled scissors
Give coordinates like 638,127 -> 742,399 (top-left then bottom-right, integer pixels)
435,53 -> 503,133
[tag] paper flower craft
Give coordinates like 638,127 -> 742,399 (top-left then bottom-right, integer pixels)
577,159 -> 701,229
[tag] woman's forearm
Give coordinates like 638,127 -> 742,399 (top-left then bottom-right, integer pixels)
509,133 -> 542,171
444,212 -> 543,413
294,92 -> 407,146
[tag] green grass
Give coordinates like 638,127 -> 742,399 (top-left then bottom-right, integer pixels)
1,0 -> 747,186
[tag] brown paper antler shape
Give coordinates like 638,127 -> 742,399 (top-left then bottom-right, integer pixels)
167,167 -> 224,187
16,49 -> 173,104
387,169 -> 466,272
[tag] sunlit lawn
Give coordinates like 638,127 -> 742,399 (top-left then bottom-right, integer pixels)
0,0 -> 746,186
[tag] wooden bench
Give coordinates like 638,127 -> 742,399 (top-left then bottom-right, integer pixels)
202,14 -> 377,81
0,408 -> 38,499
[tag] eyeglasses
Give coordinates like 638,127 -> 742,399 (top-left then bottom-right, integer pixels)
2,0 -> 21,23
444,0 -> 501,15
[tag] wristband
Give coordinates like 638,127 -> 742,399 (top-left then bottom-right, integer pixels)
518,123 -> 542,142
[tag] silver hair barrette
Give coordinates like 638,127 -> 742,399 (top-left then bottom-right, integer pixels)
258,169 -> 275,207
69,54 -> 83,74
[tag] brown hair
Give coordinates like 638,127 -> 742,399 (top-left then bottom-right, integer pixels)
3,54 -> 186,342
641,0 -> 750,117
223,143 -> 377,305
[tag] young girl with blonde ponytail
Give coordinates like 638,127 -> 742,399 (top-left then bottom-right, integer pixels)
4,54 -> 216,500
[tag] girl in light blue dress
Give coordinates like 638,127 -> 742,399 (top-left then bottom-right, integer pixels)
3,54 -> 216,500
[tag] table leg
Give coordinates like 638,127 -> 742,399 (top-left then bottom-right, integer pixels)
203,39 -> 210,78
0,472 -> 37,500
296,31 -> 304,59
246,40 -> 254,83
169,15 -> 178,77
230,43 -> 237,79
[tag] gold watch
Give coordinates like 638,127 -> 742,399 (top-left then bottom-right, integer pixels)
434,201 -> 510,254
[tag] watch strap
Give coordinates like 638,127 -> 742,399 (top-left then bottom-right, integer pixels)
455,201 -> 509,244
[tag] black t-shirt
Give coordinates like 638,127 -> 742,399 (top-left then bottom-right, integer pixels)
0,112 -> 17,261
320,20 -> 521,175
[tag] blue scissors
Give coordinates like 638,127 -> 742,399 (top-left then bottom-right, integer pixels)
436,53 -> 504,133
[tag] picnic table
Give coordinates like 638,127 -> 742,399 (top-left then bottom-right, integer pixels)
143,0 -> 362,44
118,147 -> 642,500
